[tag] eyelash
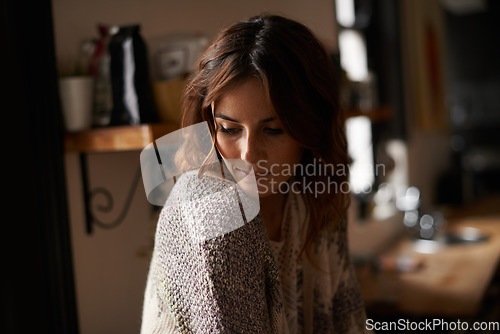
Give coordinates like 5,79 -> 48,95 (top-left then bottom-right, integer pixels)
218,125 -> 283,136
218,126 -> 240,135
264,128 -> 284,135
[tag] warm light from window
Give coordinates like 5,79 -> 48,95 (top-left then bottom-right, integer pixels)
346,116 -> 374,193
335,0 -> 356,27
338,29 -> 368,82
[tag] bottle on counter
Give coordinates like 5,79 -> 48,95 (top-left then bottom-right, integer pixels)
90,24 -> 118,127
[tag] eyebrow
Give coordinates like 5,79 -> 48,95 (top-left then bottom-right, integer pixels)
214,113 -> 276,124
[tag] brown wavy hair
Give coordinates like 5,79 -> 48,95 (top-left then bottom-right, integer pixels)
181,14 -> 350,257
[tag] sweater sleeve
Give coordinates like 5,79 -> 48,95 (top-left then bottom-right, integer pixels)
140,250 -> 178,334
140,172 -> 284,333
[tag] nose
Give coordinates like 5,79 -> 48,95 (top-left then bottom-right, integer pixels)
241,131 -> 263,164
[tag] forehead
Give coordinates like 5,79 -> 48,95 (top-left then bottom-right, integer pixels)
215,78 -> 276,119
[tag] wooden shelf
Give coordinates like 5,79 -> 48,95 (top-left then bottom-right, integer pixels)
65,122 -> 179,153
64,106 -> 392,153
344,105 -> 393,122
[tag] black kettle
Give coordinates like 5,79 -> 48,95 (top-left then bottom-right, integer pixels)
108,24 -> 158,126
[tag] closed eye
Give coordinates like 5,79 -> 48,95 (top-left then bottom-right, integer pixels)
218,125 -> 241,135
217,124 -> 283,136
264,127 -> 283,135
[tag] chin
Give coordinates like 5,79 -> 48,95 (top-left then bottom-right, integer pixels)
256,178 -> 289,198
257,191 -> 273,198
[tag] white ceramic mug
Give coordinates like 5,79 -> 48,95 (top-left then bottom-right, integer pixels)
59,76 -> 94,132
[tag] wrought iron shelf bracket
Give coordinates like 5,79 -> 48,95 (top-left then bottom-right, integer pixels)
79,153 -> 142,234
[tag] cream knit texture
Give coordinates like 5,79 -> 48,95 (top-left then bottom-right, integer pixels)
141,170 -> 284,333
141,170 -> 367,333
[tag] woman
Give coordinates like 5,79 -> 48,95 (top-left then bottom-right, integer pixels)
141,14 -> 367,333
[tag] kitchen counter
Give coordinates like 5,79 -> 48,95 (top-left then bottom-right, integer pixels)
354,215 -> 500,317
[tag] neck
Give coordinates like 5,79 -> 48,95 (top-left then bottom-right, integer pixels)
260,192 -> 288,241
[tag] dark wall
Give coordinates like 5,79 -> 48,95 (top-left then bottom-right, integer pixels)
445,0 -> 500,146
437,0 -> 500,204
365,0 -> 407,141
2,0 -> 79,333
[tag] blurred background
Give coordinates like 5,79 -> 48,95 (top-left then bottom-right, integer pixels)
3,0 -> 499,333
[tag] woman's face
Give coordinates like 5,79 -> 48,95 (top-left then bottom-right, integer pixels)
214,78 -> 304,198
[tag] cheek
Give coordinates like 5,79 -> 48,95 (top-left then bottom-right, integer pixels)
267,141 -> 303,172
215,135 -> 238,159
290,145 -> 304,164
277,141 -> 303,165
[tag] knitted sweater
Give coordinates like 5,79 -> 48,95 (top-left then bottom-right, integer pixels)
140,170 -> 367,333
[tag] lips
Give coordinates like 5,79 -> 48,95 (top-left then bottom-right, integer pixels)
234,167 -> 269,182
223,158 -> 270,182
234,166 -> 252,177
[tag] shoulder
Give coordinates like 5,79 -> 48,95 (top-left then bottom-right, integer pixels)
166,170 -> 233,204
159,169 -> 260,242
